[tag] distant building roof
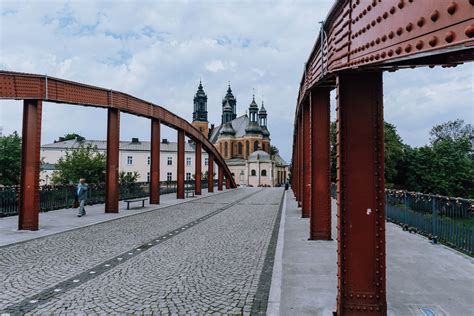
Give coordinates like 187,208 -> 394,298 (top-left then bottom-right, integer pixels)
249,150 -> 271,161
209,114 -> 253,143
41,139 -> 196,152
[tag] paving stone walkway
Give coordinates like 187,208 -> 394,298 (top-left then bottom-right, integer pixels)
0,188 -> 285,315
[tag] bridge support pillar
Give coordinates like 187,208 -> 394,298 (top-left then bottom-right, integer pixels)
225,176 -> 231,190
302,100 -> 311,218
195,142 -> 202,195
217,165 -> 223,191
336,72 -> 386,315
177,130 -> 185,199
297,115 -> 303,207
19,100 -> 42,230
150,119 -> 160,204
309,88 -> 331,240
208,153 -> 214,192
105,108 -> 120,213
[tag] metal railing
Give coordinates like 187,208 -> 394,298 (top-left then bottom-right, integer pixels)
330,183 -> 474,255
0,179 -> 217,217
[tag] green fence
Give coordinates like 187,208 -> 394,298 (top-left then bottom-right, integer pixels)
330,183 -> 473,255
0,180 -> 216,217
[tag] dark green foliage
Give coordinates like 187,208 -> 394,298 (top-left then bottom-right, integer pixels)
57,133 -> 85,142
119,171 -> 140,184
429,119 -> 473,145
51,144 -> 106,184
384,122 -> 405,186
269,145 -> 279,156
0,132 -> 22,185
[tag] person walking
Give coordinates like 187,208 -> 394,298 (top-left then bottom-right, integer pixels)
76,178 -> 88,217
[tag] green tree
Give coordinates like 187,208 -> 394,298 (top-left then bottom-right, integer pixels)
269,145 -> 279,157
429,119 -> 473,145
0,132 -> 22,185
119,171 -> 140,184
51,144 -> 106,184
384,122 -> 405,186
57,133 -> 85,143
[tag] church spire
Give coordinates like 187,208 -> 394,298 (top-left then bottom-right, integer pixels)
193,80 -> 208,122
221,82 -> 237,124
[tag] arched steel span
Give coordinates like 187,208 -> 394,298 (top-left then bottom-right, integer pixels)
291,1 -> 473,315
0,70 -> 237,231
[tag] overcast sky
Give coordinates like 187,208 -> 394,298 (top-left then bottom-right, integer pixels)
1,0 -> 472,162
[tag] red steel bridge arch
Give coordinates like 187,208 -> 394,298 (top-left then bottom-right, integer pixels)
291,0 -> 473,315
0,71 -> 237,231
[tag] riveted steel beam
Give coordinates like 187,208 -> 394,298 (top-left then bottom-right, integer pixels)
150,119 -> 160,204
177,130 -> 185,199
336,72 -> 386,315
18,100 -> 42,230
195,142 -> 202,195
208,153 -> 214,193
218,165 -> 223,191
309,88 -> 331,241
105,108 -> 120,213
302,99 -> 311,218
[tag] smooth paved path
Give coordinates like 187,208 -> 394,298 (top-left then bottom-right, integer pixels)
0,188 -> 284,315
276,190 -> 474,316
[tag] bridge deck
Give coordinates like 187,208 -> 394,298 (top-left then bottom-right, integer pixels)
277,191 -> 474,316
0,188 -> 284,315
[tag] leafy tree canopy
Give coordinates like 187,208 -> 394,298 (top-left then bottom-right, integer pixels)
269,145 -> 279,156
119,171 -> 140,184
51,144 -> 106,184
0,132 -> 22,186
56,133 -> 85,143
429,119 -> 473,145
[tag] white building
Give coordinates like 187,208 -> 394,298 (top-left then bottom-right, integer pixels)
40,138 -> 210,184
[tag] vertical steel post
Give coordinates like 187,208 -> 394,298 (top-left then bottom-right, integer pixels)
150,119 -> 160,204
336,72 -> 386,315
177,130 -> 185,199
195,142 -> 202,195
208,153 -> 214,192
302,100 -> 311,218
105,108 -> 120,213
310,88 -> 331,240
298,112 -> 304,208
19,100 -> 42,230
226,176 -> 231,189
218,165 -> 223,191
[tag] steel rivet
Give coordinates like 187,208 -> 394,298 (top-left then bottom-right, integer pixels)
445,31 -> 455,43
389,31 -> 395,39
371,20 -> 376,26
381,52 -> 386,58
447,2 -> 457,15
398,0 -> 404,9
466,24 -> 474,38
381,34 -> 387,41
390,7 -> 396,14
370,40 -> 375,46
417,17 -> 425,27
406,23 -> 413,31
416,40 -> 424,50
429,36 -> 438,46
376,37 -> 380,44
363,9 -> 367,15
431,10 -> 439,22
388,49 -> 394,57
396,27 -> 403,35
395,47 -> 402,54
405,44 -> 412,53
377,16 -> 382,23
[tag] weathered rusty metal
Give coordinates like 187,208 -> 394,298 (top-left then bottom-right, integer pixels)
208,153 -> 214,193
336,72 -> 386,315
226,176 -> 231,190
18,100 -> 42,230
105,108 -> 120,213
309,88 -> 331,241
218,165 -> 223,191
177,130 -> 185,199
195,142 -> 202,195
0,71 -> 236,190
303,100 -> 312,218
150,119 -> 161,204
298,113 -> 303,208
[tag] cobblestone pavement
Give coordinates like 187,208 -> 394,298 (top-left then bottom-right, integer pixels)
0,188 -> 284,315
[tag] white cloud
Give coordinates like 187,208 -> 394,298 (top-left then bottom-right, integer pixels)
205,60 -> 237,73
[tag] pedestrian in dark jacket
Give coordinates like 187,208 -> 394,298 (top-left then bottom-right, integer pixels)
76,178 -> 88,217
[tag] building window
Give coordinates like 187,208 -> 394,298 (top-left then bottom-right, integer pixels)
127,156 -> 133,165
224,142 -> 228,157
205,157 -> 209,166
186,172 -> 191,181
186,157 -> 191,166
251,169 -> 256,176
238,143 -> 243,155
254,141 -> 259,151
167,172 -> 172,181
167,157 -> 172,165
261,169 -> 267,176
147,172 -> 150,182
147,156 -> 150,165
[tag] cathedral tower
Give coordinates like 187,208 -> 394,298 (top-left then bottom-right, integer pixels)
221,84 -> 237,124
192,81 -> 209,138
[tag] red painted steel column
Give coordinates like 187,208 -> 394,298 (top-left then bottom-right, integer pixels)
336,72 -> 386,315
18,100 -> 42,230
177,130 -> 185,199
302,100 -> 311,218
298,113 -> 303,208
310,88 -> 331,240
105,108 -> 120,213
208,153 -> 214,192
217,164 -> 223,191
195,142 -> 202,195
226,176 -> 231,189
150,119 -> 160,204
